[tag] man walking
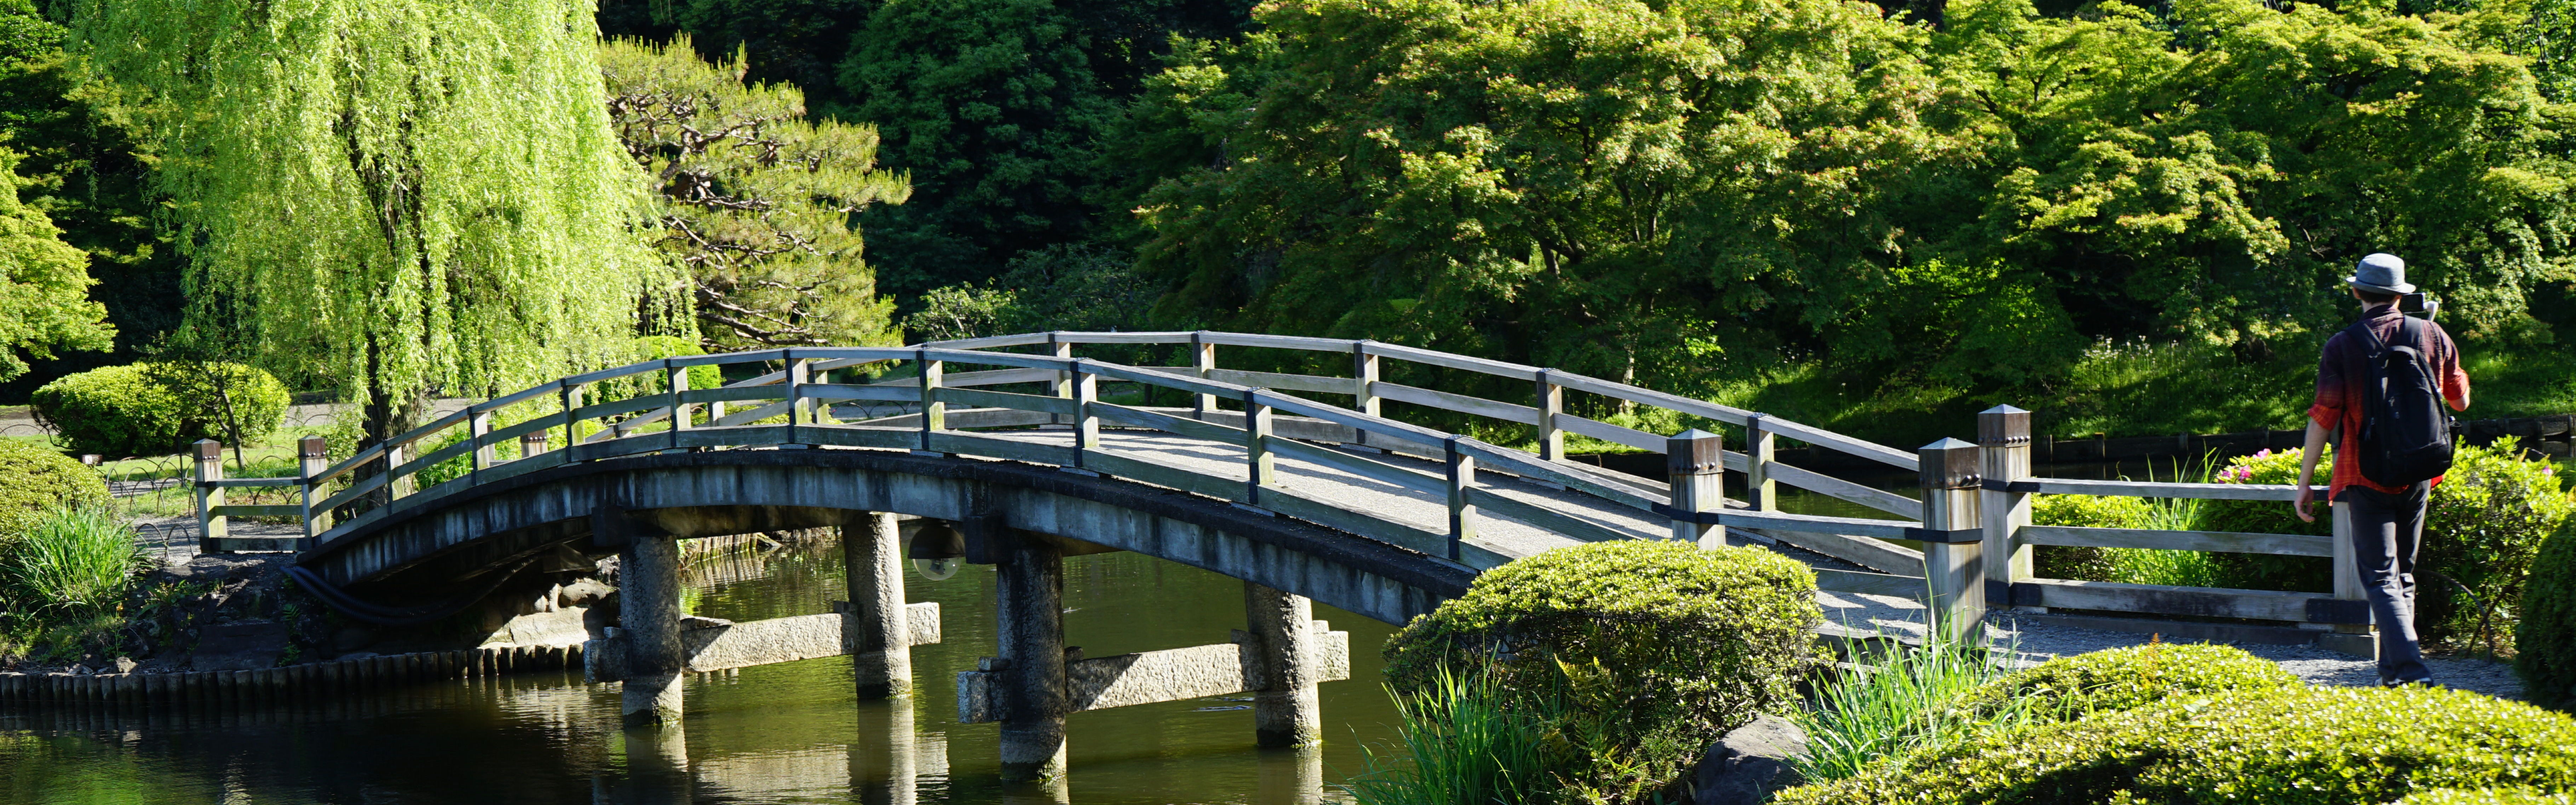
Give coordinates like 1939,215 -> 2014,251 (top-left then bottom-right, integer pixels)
2292,253 -> 2470,686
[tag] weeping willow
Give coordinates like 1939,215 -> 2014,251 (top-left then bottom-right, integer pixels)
72,0 -> 676,441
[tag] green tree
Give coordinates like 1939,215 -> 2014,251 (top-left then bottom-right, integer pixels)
0,144 -> 105,382
839,0 -> 1255,301
0,0 -> 166,400
74,0 -> 673,446
1129,0 -> 1959,393
602,35 -> 909,352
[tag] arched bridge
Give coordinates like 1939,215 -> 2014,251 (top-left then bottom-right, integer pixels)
191,330 -> 2354,781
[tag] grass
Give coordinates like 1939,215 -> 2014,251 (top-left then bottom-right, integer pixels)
1340,665 -> 1562,805
1792,618 -> 2041,782
0,507 -> 148,664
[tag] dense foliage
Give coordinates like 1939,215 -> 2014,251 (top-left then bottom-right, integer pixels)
1956,642 -> 2300,719
1119,0 -> 2575,404
1771,685 -> 2576,805
602,35 -> 908,352
2420,438 -> 2576,644
0,439 -> 102,540
2522,521 -> 2576,711
29,363 -> 286,459
1381,540 -> 1820,798
0,506 -> 137,616
0,139 -> 104,383
73,0 -> 672,445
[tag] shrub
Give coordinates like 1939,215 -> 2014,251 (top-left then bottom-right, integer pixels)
1955,642 -> 2298,719
1772,685 -> 2576,805
30,363 -> 289,458
2396,789 -> 2576,805
0,440 -> 105,540
0,506 -> 142,616
2029,492 -> 2222,586
2195,447 -> 2333,593
2522,522 -> 2576,711
2422,438 -> 2575,648
1381,540 -> 1821,799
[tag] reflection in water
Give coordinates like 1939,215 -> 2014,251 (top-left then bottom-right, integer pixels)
0,544 -> 1385,804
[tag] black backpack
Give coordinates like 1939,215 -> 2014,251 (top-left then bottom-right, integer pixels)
2348,315 -> 2454,487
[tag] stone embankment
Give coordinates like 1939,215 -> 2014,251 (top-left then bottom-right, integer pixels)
0,643 -> 581,705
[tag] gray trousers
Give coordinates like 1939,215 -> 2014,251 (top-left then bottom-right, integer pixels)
2340,482 -> 2432,683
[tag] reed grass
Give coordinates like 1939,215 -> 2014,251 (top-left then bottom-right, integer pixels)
2,506 -> 145,616
1792,619 -> 2039,782
1341,665 -> 1559,805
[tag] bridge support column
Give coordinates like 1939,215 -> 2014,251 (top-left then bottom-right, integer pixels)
994,532 -> 1068,782
848,698 -> 918,802
846,512 -> 913,699
622,533 -> 686,728
1245,581 -> 1321,748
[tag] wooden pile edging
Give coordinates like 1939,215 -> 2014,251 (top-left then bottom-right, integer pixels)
0,643 -> 581,706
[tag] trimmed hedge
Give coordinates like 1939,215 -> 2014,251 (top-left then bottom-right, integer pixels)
1381,540 -> 1821,795
1772,685 -> 2576,805
30,363 -> 289,457
2523,522 -> 2576,712
0,440 -> 105,540
2423,438 -> 2575,645
1957,642 -> 2298,719
2396,789 -> 2576,805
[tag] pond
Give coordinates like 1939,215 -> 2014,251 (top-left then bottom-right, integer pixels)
0,545 -> 1403,804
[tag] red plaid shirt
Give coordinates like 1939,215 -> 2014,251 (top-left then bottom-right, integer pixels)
2308,304 -> 2470,499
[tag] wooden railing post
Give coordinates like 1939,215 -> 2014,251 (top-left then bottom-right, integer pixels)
1049,332 -> 1073,425
1744,413 -> 1776,512
1191,331 -> 1217,420
1978,405 -> 2034,603
1246,390 -> 1275,504
519,430 -> 548,459
194,439 -> 225,552
470,409 -> 495,480
1666,429 -> 1725,548
1443,436 -> 1475,562
2328,502 -> 2375,657
559,382 -> 583,462
1072,359 -> 1099,465
1919,438 -> 1986,644
1351,340 -> 1379,418
298,436 -> 328,544
1535,369 -> 1564,461
666,359 -> 692,436
916,349 -> 944,452
386,438 -> 411,500
786,356 -> 809,446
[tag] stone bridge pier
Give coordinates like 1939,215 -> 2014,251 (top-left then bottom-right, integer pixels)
958,524 -> 1350,782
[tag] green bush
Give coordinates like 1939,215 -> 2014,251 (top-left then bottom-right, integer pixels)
2029,493 -> 2152,581
2395,789 -> 2576,805
0,506 -> 142,616
2422,438 -> 2575,648
2522,522 -> 2576,711
1381,540 -> 1821,799
0,440 -> 105,540
30,363 -> 289,458
1955,642 -> 2298,719
1772,685 -> 2576,805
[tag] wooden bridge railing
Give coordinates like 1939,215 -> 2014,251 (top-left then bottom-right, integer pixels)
193,331 -> 2357,648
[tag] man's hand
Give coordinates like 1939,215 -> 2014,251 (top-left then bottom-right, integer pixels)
2293,484 -> 2315,523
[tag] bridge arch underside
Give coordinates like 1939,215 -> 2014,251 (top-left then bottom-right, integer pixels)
299,451 -> 1473,626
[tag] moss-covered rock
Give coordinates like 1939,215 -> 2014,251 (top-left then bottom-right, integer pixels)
1773,685 -> 2576,805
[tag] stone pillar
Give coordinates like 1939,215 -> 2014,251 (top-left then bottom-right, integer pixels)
622,533 -> 686,728
994,532 -> 1067,782
1245,581 -> 1320,748
848,698 -> 917,803
846,512 -> 913,699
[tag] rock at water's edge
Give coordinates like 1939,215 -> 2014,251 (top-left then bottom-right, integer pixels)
1694,714 -> 1809,805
